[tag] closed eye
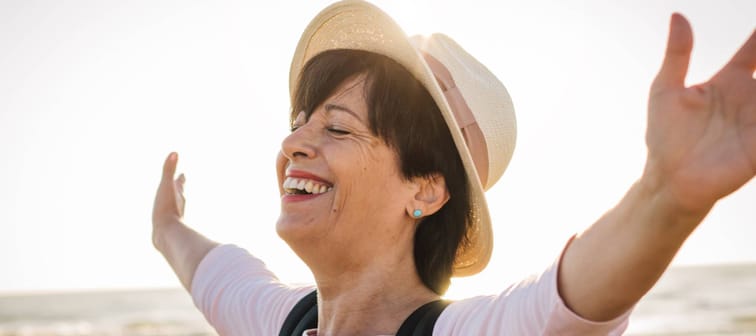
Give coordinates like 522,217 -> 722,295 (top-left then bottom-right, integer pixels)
327,127 -> 350,135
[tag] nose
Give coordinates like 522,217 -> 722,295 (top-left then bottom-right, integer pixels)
280,123 -> 318,162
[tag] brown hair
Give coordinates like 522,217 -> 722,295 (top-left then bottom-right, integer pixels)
291,49 -> 472,295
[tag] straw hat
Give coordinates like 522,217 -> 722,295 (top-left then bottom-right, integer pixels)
289,0 -> 516,276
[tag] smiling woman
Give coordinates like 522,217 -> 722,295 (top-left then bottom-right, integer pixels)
150,0 -> 756,335
278,49 -> 469,296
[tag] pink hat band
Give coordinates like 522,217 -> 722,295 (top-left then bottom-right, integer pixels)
421,52 -> 490,187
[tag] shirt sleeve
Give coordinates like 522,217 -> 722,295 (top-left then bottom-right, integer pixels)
190,244 -> 315,336
433,243 -> 631,335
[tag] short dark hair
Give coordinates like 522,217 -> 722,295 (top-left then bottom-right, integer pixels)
292,49 -> 472,295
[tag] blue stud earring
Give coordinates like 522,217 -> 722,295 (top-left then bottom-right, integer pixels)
412,209 -> 422,218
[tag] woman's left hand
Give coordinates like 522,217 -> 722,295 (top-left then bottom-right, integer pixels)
559,15 -> 755,322
644,14 -> 756,214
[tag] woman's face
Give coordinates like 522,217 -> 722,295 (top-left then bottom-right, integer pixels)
276,75 -> 418,264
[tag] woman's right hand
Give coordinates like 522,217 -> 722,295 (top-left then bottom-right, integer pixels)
151,152 -> 218,291
152,152 -> 186,245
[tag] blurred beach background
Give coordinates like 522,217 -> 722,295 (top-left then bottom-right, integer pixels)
2,0 -> 755,335
2,263 -> 756,335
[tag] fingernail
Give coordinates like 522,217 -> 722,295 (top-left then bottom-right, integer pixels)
169,152 -> 177,161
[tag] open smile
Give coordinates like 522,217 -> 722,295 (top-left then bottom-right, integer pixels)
283,176 -> 333,195
281,169 -> 334,201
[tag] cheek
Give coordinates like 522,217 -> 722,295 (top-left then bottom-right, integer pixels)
333,142 -> 405,213
349,137 -> 395,176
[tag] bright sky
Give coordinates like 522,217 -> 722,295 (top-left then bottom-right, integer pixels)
1,0 -> 754,296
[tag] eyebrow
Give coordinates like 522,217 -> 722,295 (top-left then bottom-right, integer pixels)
324,103 -> 365,123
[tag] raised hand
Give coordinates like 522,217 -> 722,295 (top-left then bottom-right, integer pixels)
151,152 -> 217,291
560,15 -> 756,321
153,152 -> 186,232
645,14 -> 756,214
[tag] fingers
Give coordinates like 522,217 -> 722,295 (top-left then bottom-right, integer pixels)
155,152 -> 183,219
726,28 -> 756,72
175,173 -> 186,215
175,173 -> 186,194
653,13 -> 694,91
162,152 -> 178,184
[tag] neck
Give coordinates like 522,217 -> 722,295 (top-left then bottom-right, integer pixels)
313,253 -> 439,336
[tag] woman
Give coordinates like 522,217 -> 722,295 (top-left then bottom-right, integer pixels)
152,1 -> 756,335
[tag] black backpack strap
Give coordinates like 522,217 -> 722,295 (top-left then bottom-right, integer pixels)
280,290 -> 451,336
279,290 -> 318,336
396,299 -> 452,336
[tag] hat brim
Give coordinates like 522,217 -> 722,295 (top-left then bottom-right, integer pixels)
289,0 -> 493,277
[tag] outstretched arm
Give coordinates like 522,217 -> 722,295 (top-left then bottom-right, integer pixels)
153,152 -> 218,291
558,14 -> 756,321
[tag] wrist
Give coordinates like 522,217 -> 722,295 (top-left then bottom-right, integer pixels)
152,216 -> 183,252
636,166 -> 712,228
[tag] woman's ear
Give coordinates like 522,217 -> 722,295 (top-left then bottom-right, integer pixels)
406,173 -> 450,219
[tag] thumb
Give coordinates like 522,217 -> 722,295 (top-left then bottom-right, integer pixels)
162,152 -> 178,184
652,13 -> 693,92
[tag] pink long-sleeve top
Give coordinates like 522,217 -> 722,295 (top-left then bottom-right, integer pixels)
191,244 -> 630,335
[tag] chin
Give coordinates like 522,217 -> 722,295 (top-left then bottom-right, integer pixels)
276,213 -> 329,270
275,212 -> 315,246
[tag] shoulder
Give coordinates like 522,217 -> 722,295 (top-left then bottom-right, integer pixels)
433,262 -> 630,335
192,244 -> 316,334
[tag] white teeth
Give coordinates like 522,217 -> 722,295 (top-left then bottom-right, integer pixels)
283,177 -> 332,195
